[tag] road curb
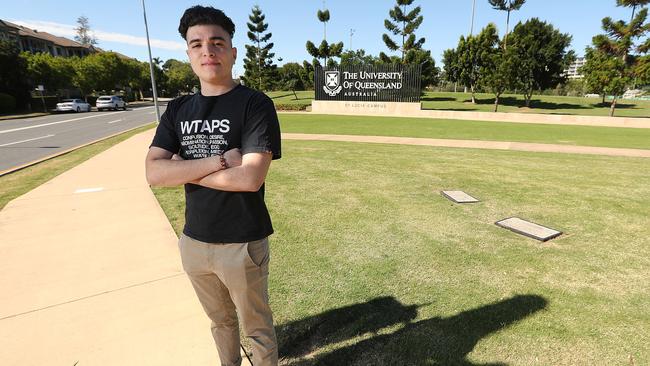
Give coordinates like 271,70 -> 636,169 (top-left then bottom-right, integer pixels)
0,122 -> 156,177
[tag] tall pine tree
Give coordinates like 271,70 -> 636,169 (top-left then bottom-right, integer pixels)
380,0 -> 425,62
242,5 -> 277,91
487,0 -> 526,49
306,5 -> 343,67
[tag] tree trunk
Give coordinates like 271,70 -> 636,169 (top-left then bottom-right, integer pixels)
293,90 -> 298,100
601,94 -> 605,104
525,92 -> 531,107
494,94 -> 500,112
610,97 -> 617,117
470,84 -> 476,104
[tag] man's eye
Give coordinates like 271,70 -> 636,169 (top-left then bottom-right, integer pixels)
192,44 -> 200,48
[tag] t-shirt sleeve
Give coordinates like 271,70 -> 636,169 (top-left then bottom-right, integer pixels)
149,101 -> 180,154
242,93 -> 281,160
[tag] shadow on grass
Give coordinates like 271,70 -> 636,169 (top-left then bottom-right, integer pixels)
421,96 -> 457,102
270,93 -> 296,100
278,294 -> 548,366
590,102 -> 636,109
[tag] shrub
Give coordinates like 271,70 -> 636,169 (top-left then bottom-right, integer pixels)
273,103 -> 309,111
0,92 -> 16,113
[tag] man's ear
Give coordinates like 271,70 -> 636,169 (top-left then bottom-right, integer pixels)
232,47 -> 237,61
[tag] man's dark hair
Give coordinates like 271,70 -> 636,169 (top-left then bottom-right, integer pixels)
178,6 -> 235,41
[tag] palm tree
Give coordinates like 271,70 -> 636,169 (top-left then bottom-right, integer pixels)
616,0 -> 650,22
487,0 -> 526,49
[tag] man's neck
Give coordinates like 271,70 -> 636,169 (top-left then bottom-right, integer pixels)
200,80 -> 238,96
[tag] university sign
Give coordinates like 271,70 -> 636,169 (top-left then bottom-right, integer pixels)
315,64 -> 422,102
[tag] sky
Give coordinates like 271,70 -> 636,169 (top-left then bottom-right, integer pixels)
4,0 -> 636,77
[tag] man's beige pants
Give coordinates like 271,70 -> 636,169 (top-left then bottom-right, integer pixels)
179,233 -> 278,366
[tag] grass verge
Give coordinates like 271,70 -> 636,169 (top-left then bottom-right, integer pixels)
0,123 -> 155,210
152,140 -> 650,365
279,114 -> 650,150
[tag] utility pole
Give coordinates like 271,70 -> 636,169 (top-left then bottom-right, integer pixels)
141,0 -> 161,123
349,29 -> 355,51
470,0 -> 476,36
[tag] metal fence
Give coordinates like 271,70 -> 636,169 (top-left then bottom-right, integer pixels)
314,64 -> 422,102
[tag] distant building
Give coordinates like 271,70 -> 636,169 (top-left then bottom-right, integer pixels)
565,57 -> 586,79
0,19 -> 97,57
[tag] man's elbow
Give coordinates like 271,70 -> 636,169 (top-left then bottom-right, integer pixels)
145,162 -> 165,187
242,176 -> 265,192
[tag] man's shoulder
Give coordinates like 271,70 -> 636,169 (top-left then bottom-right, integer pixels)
235,85 -> 273,105
167,94 -> 195,109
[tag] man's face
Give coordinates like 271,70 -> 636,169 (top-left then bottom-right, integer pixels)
185,24 -> 237,85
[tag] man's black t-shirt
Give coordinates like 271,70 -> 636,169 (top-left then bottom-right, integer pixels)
150,85 -> 281,243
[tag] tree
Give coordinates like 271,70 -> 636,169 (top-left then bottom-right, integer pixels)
634,55 -> 650,84
616,0 -> 650,22
163,59 -> 199,96
278,62 -> 305,98
306,6 -> 343,67
380,0 -> 425,62
442,48 -> 460,91
507,18 -> 574,107
594,8 -> 649,65
584,5 -> 649,115
455,24 -> 500,103
21,52 -> 76,92
340,49 -> 377,67
582,47 -> 628,115
318,8 -> 330,41
481,47 -> 516,112
0,40 -> 30,109
487,0 -> 526,49
74,16 -> 97,46
242,5 -> 277,91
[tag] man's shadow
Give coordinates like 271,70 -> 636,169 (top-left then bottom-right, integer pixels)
277,294 -> 547,365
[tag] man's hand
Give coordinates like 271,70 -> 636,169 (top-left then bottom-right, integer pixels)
224,148 -> 242,168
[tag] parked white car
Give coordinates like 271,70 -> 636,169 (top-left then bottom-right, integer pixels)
56,99 -> 91,113
96,95 -> 127,111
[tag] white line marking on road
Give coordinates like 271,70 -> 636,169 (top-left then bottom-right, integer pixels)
107,119 -> 123,124
148,111 -> 156,114
0,106 -> 158,134
0,134 -> 55,147
74,187 -> 104,194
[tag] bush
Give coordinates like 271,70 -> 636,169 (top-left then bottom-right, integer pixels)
273,103 -> 309,111
0,92 -> 16,113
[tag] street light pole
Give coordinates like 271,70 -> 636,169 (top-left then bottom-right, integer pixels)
470,0 -> 476,36
141,0 -> 161,123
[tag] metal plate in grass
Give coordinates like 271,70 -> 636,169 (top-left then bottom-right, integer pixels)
495,217 -> 562,242
441,190 -> 480,203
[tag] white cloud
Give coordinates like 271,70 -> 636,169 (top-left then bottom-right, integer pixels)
9,19 -> 186,51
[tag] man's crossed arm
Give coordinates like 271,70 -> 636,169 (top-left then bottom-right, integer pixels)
145,147 -> 272,192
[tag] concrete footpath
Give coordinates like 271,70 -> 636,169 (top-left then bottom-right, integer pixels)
0,129 -> 246,365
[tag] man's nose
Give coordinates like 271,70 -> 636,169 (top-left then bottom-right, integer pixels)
202,44 -> 216,57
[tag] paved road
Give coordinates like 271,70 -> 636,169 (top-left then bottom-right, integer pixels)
0,106 -> 164,173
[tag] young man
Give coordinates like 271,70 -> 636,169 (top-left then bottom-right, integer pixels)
145,6 -> 280,366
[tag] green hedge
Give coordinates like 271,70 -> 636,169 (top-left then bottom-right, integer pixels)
0,93 -> 16,113
274,103 -> 308,111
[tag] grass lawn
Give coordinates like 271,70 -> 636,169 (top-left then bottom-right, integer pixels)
153,139 -> 649,365
267,90 -> 650,117
279,114 -> 650,150
0,123 -> 155,210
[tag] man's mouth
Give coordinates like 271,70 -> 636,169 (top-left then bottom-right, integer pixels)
202,61 -> 219,66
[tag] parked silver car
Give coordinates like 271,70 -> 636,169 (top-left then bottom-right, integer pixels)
56,99 -> 91,113
96,95 -> 127,111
